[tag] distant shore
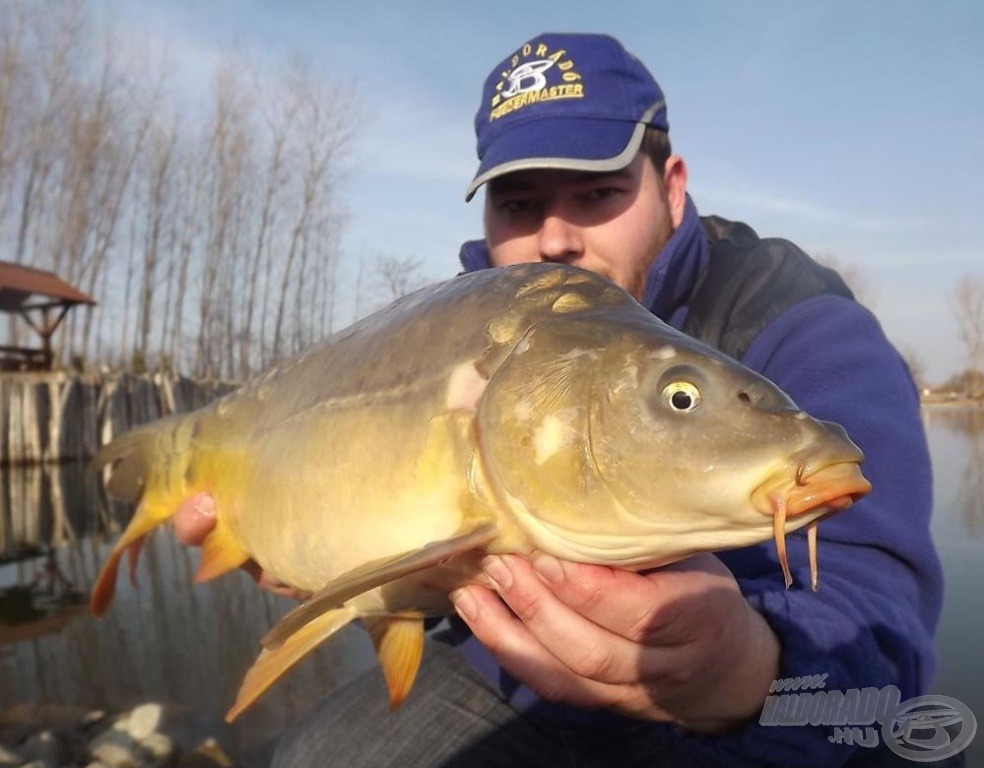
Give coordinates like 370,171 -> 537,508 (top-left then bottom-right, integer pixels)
920,395 -> 984,407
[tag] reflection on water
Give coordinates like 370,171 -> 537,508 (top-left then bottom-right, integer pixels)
0,550 -> 87,645
920,406 -> 984,766
923,407 -> 984,537
0,408 -> 982,764
0,463 -> 374,766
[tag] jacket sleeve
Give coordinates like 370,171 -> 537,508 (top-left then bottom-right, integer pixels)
674,294 -> 943,768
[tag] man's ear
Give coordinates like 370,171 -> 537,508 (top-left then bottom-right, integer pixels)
664,155 -> 688,229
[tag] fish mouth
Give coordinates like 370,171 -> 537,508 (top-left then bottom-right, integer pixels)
753,460 -> 871,591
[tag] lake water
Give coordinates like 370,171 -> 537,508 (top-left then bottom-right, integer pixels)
1,407 -> 982,765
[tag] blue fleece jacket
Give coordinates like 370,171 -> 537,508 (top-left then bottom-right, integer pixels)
449,197 -> 943,767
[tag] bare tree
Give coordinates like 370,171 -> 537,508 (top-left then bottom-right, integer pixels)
314,211 -> 343,338
813,252 -> 877,310
11,0 -> 86,267
270,61 -> 357,363
953,274 -> 984,397
374,254 -> 427,305
239,78 -> 298,377
137,117 -> 178,359
66,25 -> 158,364
155,135 -> 184,372
0,0 -> 360,378
898,345 -> 928,391
167,125 -> 214,373
195,59 -> 254,378
0,0 -> 29,218
74,64 -> 157,363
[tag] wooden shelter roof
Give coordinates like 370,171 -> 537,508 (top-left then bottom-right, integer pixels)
0,261 -> 96,312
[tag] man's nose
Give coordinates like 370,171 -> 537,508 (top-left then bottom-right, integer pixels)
538,211 -> 582,262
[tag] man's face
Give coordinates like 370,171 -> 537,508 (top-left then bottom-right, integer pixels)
483,153 -> 688,301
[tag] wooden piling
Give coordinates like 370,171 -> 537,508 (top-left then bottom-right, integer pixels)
0,372 -> 234,466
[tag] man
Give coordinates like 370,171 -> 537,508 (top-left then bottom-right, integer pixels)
176,33 -> 942,767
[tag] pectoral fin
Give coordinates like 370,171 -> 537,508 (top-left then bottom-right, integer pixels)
225,604 -> 358,722
262,521 -> 497,651
365,614 -> 425,709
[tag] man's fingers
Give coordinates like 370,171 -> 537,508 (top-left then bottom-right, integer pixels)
529,551 -> 735,645
172,492 -> 217,545
528,552 -> 666,642
474,554 -> 655,685
450,583 -> 629,709
171,492 -> 309,600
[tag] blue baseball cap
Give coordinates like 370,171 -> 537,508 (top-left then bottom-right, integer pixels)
466,33 -> 668,201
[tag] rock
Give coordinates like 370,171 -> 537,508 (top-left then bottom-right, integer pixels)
122,703 -> 163,741
0,745 -> 21,767
3,702 -> 237,768
89,729 -> 142,768
139,732 -> 175,763
90,741 -> 140,768
176,737 -> 234,768
18,729 -> 68,768
82,710 -> 108,728
90,718 -> 178,768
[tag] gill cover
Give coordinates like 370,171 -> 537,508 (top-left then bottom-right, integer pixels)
477,311 -> 669,559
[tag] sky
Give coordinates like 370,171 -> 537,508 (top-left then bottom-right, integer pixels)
103,0 -> 983,384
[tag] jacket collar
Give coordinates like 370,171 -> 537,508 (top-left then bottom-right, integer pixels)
457,194 -> 708,328
642,194 -> 708,327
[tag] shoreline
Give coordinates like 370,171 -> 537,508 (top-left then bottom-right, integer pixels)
0,701 -> 258,768
920,398 -> 984,408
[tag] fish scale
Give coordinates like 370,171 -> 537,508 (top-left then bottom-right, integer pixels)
89,262 -> 871,721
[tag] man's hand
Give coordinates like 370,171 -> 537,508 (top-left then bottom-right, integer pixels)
450,552 -> 779,733
173,492 -> 311,600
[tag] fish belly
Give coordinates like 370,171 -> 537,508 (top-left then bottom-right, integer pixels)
215,390 -> 472,593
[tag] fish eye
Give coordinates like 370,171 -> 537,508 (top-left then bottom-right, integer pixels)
662,381 -> 701,412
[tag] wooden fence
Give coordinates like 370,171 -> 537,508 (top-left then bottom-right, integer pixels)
0,372 -> 234,465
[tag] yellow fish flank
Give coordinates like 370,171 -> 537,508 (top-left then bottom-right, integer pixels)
89,263 -> 871,721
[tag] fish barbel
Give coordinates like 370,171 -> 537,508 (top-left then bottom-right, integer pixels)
89,263 -> 871,720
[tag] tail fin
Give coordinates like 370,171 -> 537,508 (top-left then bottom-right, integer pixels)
90,416 -> 195,616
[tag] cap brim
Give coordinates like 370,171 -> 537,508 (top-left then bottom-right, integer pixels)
466,98 -> 666,202
465,117 -> 647,201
